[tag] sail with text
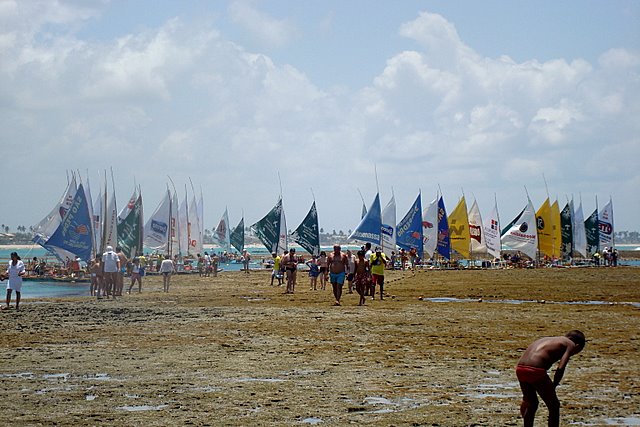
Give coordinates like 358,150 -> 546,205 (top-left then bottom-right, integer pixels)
536,198 -> 554,258
468,199 -> 486,256
560,202 -> 573,259
349,193 -> 382,246
178,189 -> 189,256
437,196 -> 451,260
189,194 -> 203,255
230,217 -> 245,253
584,208 -> 600,255
291,201 -> 320,256
44,183 -> 93,262
501,197 -> 538,259
422,197 -> 438,259
214,208 -> 231,251
448,195 -> 470,259
598,197 -> 614,248
143,189 -> 172,253
33,174 -> 78,248
117,191 -> 143,258
102,185 -> 118,251
396,193 -> 423,259
252,197 -> 286,253
572,200 -> 587,258
482,198 -> 501,260
381,195 -> 396,257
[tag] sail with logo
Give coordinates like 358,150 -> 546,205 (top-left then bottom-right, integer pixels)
291,201 -> 320,256
422,197 -> 438,259
214,208 -> 231,252
437,196 -> 451,260
252,197 -> 287,253
468,199 -> 486,256
44,183 -> 94,262
143,188 -> 173,255
501,197 -> 538,260
349,193 -> 382,247
396,193 -> 423,259
381,195 -> 396,257
117,189 -> 143,258
448,195 -> 470,259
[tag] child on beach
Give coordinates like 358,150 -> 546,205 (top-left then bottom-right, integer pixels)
306,256 -> 319,290
516,330 -> 586,427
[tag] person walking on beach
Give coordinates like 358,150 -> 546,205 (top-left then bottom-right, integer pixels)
369,247 -> 387,299
516,330 -> 586,427
128,257 -> 143,294
212,253 -> 219,277
4,252 -> 25,311
89,255 -> 103,297
270,252 -> 282,286
160,255 -> 175,292
282,248 -> 298,294
306,256 -> 320,290
317,251 -> 328,291
102,246 -> 120,299
354,250 -> 370,306
115,246 -> 128,296
327,245 -> 349,306
345,249 -> 356,293
242,250 -> 251,274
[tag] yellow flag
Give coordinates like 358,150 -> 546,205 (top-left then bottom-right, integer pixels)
536,198 -> 554,258
448,196 -> 470,258
550,200 -> 562,259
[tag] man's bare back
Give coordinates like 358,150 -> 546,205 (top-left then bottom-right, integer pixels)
518,336 -> 578,370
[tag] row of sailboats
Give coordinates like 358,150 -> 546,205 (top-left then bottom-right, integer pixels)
350,191 -> 614,263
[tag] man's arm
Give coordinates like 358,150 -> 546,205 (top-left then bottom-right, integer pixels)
552,342 -> 576,387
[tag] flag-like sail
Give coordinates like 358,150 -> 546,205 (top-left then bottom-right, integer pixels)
501,198 -> 538,260
585,208 -> 599,255
381,195 -> 396,257
422,198 -> 438,259
396,193 -> 423,259
118,194 -> 143,258
560,202 -> 573,259
33,175 -> 78,246
598,198 -> 614,249
536,198 -> 554,258
143,189 -> 172,252
291,201 -> 320,256
230,218 -> 245,253
349,193 -> 382,246
572,200 -> 587,258
437,196 -> 450,260
252,198 -> 285,253
103,188 -> 118,250
483,199 -> 501,260
215,208 -> 231,251
44,183 -> 93,262
468,199 -> 486,256
448,196 -> 470,259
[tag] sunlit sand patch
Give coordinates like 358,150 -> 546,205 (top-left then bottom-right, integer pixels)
117,404 -> 168,412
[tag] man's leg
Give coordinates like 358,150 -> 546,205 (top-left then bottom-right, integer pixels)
518,381 -> 539,427
536,377 -> 560,427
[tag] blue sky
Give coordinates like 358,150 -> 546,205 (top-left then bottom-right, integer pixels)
1,0 -> 638,234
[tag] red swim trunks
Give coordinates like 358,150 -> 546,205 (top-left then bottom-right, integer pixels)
516,365 -> 548,384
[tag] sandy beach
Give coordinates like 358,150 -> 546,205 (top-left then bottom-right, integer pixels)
1,267 -> 638,426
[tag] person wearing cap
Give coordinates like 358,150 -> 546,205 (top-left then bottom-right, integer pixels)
102,245 -> 120,299
327,245 -> 349,306
270,252 -> 282,286
369,247 -> 387,300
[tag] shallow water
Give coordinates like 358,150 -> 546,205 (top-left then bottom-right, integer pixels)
422,297 -> 640,307
117,404 -> 168,412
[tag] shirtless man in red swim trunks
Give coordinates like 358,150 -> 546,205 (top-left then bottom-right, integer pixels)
516,330 -> 585,427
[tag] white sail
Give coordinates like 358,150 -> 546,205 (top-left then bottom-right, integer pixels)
572,200 -> 587,258
143,189 -> 172,251
422,198 -> 438,258
170,190 -> 180,256
103,189 -> 118,250
189,194 -> 202,255
118,189 -> 138,222
198,192 -> 204,252
178,190 -> 189,256
33,175 -> 78,245
92,183 -> 103,253
278,200 -> 288,252
468,199 -> 487,255
501,198 -> 538,259
381,195 -> 396,257
598,197 -> 614,249
483,199 -> 501,260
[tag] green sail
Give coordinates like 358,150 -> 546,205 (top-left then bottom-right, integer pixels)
117,194 -> 143,258
291,201 -> 320,256
584,208 -> 599,255
251,198 -> 282,253
230,218 -> 245,253
560,203 -> 573,259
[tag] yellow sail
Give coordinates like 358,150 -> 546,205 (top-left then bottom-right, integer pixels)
550,200 -> 562,259
536,198 -> 554,258
448,196 -> 470,259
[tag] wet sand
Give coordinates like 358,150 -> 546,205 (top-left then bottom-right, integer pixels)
1,267 -> 639,426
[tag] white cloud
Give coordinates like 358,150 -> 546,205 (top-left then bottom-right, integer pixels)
228,0 -> 296,48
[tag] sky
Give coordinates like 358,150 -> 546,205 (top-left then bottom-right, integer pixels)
1,0 -> 639,235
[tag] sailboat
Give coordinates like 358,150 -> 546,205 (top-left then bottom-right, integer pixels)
252,197 -> 287,253
290,201 -> 320,256
396,193 -> 423,259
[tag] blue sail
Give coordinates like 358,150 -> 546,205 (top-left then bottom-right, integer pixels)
44,183 -> 93,262
437,196 -> 451,260
396,193 -> 424,258
349,193 -> 382,246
